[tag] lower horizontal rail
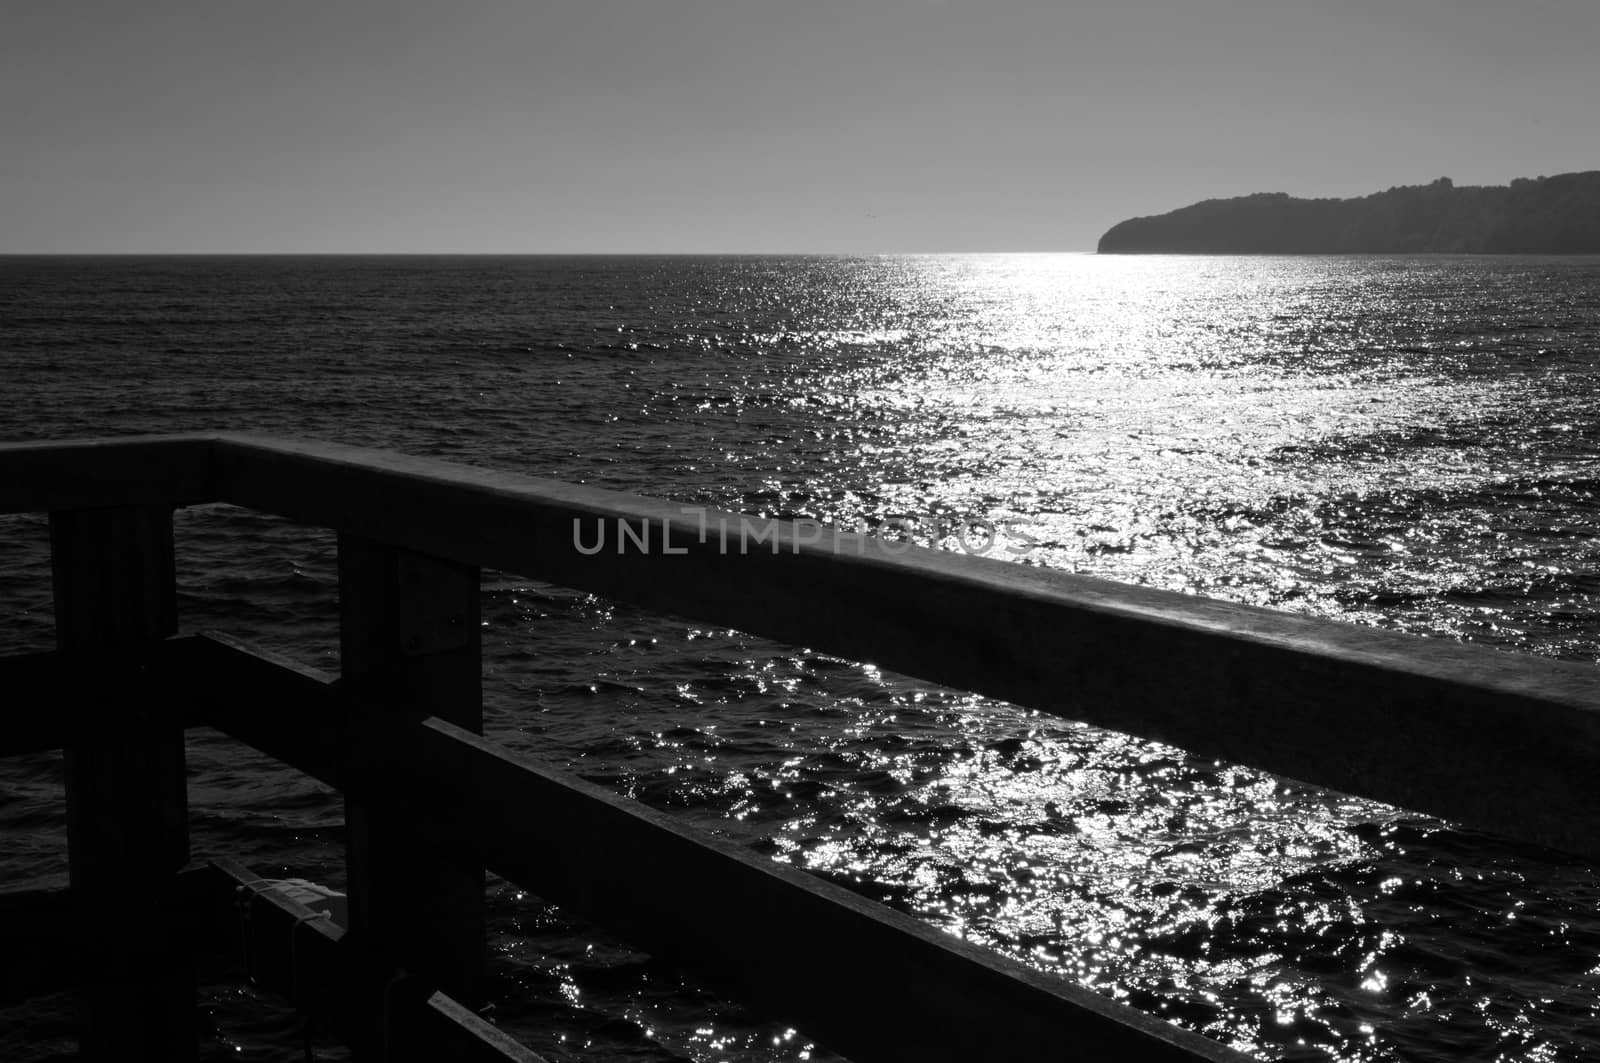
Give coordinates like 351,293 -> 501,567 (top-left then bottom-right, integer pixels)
0,645 -> 203,756
0,861 -> 544,1062
202,859 -> 546,1063
0,869 -> 217,1007
194,633 -> 1245,1063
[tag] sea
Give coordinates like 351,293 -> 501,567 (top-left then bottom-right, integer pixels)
2,253 -> 1599,1062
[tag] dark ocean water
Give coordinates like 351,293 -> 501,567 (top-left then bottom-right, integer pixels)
3,253 -> 1600,1061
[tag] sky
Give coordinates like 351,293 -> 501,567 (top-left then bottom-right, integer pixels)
3,0 -> 1597,254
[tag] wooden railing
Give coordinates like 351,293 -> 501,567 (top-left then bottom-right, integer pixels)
1,433 -> 1596,1062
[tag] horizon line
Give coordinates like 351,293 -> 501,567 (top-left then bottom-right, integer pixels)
0,249 -> 1100,258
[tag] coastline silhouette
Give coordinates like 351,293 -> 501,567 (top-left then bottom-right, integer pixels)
1098,171 -> 1600,254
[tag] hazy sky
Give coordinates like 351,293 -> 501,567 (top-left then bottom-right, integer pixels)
4,0 -> 1596,253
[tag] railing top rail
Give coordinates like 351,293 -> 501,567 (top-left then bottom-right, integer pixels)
0,434 -> 217,514
4,433 -> 1598,859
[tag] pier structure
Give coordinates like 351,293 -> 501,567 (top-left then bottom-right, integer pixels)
2,434 -> 1596,1061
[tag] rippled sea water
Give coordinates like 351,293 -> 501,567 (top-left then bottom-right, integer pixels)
3,254 -> 1600,1061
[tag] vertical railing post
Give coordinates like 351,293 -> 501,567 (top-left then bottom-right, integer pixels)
50,504 -> 193,1061
338,534 -> 485,1058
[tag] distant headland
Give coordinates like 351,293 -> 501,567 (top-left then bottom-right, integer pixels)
1097,171 -> 1600,254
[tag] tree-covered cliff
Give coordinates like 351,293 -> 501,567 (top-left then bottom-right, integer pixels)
1097,172 -> 1600,254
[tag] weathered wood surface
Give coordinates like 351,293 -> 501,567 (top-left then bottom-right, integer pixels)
413,993 -> 551,1063
0,435 -> 214,515
50,504 -> 194,1061
206,433 -> 1600,862
195,635 -> 1248,1063
338,536 -> 486,1059
191,632 -> 345,780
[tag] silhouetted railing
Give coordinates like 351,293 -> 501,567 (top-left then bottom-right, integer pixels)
2,434 -> 1596,1061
